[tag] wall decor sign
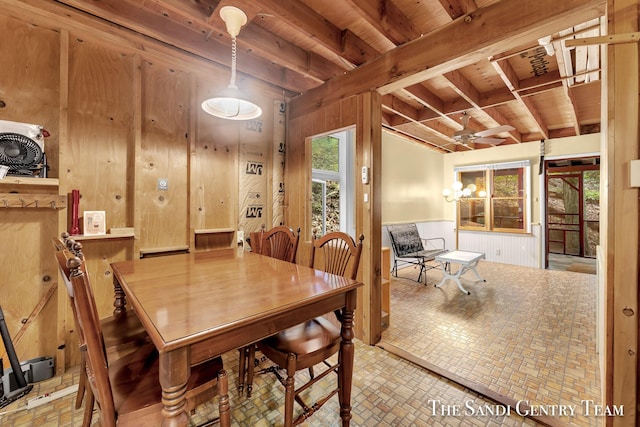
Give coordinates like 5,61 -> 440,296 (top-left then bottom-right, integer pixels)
83,211 -> 106,235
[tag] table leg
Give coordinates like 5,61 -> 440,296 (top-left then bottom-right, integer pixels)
467,259 -> 486,283
159,348 -> 190,427
112,276 -> 127,317
338,290 -> 356,426
435,261 -> 471,295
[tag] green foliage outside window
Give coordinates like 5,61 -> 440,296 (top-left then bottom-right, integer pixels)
312,136 -> 339,171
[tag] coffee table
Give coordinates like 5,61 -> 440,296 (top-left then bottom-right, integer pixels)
435,250 -> 486,294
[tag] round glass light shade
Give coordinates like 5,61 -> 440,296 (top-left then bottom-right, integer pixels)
462,188 -> 471,197
478,190 -> 487,198
442,188 -> 451,197
452,181 -> 463,191
467,184 -> 477,192
202,95 -> 262,120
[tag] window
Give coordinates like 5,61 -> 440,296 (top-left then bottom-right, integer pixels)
456,161 -> 531,233
311,129 -> 355,238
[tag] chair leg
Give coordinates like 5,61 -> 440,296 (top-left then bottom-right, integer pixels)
284,353 -> 296,427
237,347 -> 247,394
246,345 -> 256,398
75,354 -> 86,409
81,382 -> 94,427
218,370 -> 231,427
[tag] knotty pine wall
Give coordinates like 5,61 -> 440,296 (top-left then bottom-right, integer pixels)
0,7 -> 283,371
287,92 -> 383,346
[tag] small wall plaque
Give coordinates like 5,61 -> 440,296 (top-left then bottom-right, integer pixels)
83,211 -> 106,235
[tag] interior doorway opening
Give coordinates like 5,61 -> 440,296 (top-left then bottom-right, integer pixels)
544,156 -> 600,270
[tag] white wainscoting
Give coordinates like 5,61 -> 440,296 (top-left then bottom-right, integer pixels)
382,221 -> 542,270
458,225 -> 541,268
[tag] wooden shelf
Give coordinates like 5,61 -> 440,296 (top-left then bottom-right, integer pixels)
0,176 -> 59,187
194,228 -> 235,251
0,193 -> 66,209
194,228 -> 235,235
72,232 -> 135,241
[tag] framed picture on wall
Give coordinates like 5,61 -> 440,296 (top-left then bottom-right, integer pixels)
83,211 -> 106,235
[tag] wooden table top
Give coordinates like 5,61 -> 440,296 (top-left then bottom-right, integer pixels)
111,249 -> 362,354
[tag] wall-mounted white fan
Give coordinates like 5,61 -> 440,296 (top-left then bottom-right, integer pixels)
0,120 -> 48,177
452,112 -> 515,146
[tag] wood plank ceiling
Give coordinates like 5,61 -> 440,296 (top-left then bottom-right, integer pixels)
53,0 -> 605,152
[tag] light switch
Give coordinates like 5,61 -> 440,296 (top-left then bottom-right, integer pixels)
631,160 -> 640,187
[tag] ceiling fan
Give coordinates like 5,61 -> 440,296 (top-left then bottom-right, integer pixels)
452,111 -> 515,146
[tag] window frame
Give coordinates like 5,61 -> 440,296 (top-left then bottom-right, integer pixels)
455,160 -> 531,234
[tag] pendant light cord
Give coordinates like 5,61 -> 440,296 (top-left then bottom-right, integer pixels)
229,36 -> 238,89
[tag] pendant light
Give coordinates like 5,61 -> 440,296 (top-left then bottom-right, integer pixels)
201,6 -> 262,120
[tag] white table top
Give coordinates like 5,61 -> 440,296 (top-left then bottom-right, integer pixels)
435,250 -> 485,264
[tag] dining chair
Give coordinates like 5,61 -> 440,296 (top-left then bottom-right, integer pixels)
251,231 -> 364,426
245,224 -> 265,253
238,225 -> 301,397
64,251 -> 231,427
52,234 -> 150,427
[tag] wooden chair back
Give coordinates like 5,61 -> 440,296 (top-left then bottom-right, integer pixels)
309,232 -> 365,280
260,226 -> 300,263
65,253 -> 119,425
64,247 -> 230,427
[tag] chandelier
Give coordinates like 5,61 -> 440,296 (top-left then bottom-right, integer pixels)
442,181 -> 485,202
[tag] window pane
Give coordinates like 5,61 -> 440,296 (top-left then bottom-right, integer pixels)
459,199 -> 486,228
311,136 -> 339,172
311,181 -> 325,237
311,180 -> 341,237
460,170 -> 486,196
492,198 -> 524,230
493,168 -> 522,197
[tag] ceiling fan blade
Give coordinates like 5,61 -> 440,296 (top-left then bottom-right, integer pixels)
474,137 -> 505,145
474,125 -> 515,138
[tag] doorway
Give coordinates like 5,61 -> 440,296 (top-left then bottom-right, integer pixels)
544,156 -> 600,269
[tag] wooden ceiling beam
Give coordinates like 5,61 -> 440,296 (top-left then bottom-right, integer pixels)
492,58 -> 550,139
156,0 -> 219,20
382,97 -> 453,141
479,87 -> 516,108
554,32 -> 584,136
53,0 -> 317,93
401,85 -> 461,129
344,0 -> 416,45
443,70 -> 480,106
232,24 -> 342,83
443,70 -> 520,142
290,0 -> 605,119
483,106 -> 523,143
240,0 -> 380,66
395,121 -> 459,150
382,125 -> 450,153
437,0 -> 480,20
381,95 -> 420,121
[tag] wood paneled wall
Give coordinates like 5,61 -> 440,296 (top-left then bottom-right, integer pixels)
0,4 -> 281,370
605,1 -> 639,425
287,92 -> 383,345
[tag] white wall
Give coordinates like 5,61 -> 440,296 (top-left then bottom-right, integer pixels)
381,132 -> 601,268
381,130 -> 444,224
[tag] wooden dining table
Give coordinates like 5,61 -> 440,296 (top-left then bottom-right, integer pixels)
110,248 -> 363,427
